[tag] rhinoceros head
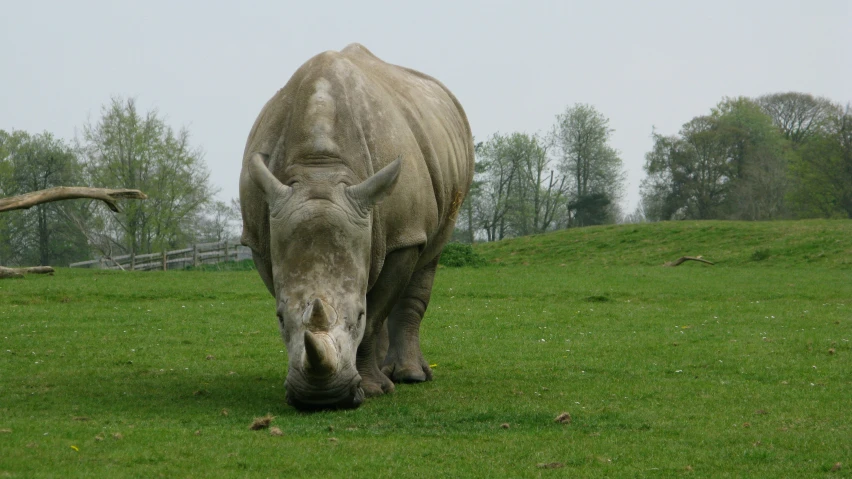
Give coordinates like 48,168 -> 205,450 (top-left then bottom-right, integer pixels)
248,153 -> 400,409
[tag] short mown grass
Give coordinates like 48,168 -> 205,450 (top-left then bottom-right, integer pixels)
1,220 -> 850,477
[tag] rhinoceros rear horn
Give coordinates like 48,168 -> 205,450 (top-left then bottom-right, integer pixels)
248,153 -> 291,203
346,156 -> 402,207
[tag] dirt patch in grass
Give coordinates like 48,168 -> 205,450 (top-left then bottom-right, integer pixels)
249,414 -> 275,430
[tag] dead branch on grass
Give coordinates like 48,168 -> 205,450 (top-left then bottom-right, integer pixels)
664,256 -> 715,267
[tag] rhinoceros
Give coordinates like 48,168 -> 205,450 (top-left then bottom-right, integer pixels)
239,44 -> 474,410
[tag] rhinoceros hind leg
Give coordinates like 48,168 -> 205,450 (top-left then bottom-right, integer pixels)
381,255 -> 438,383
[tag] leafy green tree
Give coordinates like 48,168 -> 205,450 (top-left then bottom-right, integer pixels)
788,105 -> 852,218
642,98 -> 793,221
475,133 -> 520,241
0,130 -> 88,266
642,117 -> 733,220
471,132 -> 567,241
551,104 -> 625,226
0,130 -> 17,264
712,97 -> 791,220
80,97 -> 214,262
504,133 -> 565,236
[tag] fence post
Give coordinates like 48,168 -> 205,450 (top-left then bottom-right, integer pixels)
193,244 -> 199,267
224,240 -> 229,264
162,249 -> 167,271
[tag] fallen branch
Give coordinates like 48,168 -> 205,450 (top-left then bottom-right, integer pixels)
665,256 -> 715,267
0,187 -> 147,213
0,266 -> 55,279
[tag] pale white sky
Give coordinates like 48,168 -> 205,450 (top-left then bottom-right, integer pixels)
3,0 -> 850,211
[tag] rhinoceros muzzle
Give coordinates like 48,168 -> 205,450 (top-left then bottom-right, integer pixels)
284,373 -> 364,410
283,299 -> 364,410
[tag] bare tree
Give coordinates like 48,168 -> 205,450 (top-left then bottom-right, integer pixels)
757,92 -> 840,145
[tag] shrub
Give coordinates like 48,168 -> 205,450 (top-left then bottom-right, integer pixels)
439,242 -> 487,267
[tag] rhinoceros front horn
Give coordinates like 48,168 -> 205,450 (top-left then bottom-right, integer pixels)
303,330 -> 338,377
301,299 -> 338,376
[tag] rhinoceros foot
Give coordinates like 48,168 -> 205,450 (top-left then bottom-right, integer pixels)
360,369 -> 396,397
382,355 -> 433,383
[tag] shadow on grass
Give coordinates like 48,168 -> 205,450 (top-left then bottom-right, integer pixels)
12,367 -> 308,424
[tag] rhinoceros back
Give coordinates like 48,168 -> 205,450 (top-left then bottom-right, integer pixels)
240,43 -> 474,284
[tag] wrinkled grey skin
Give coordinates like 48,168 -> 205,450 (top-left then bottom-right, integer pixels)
239,44 -> 474,410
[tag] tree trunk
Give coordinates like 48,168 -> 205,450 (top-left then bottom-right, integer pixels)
0,266 -> 55,279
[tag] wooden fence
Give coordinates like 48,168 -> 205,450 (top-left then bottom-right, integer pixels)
69,240 -> 253,271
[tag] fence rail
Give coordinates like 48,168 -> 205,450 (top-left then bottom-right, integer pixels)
70,240 -> 252,271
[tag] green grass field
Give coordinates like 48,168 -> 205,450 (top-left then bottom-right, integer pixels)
1,220 -> 850,477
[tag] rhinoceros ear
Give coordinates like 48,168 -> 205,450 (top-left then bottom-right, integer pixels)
346,157 -> 402,208
248,153 -> 291,205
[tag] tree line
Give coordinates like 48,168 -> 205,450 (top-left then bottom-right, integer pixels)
454,103 -> 627,242
0,97 -> 238,267
4,91 -> 848,264
640,92 -> 852,221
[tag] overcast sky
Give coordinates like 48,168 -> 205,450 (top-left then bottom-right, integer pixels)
3,0 -> 850,212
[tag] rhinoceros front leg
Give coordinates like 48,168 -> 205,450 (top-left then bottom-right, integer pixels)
381,254 -> 438,383
358,247 -> 419,397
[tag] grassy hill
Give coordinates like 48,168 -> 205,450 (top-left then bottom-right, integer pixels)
474,219 -> 852,268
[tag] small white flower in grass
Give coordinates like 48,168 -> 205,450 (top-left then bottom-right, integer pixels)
675,370 -> 682,373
